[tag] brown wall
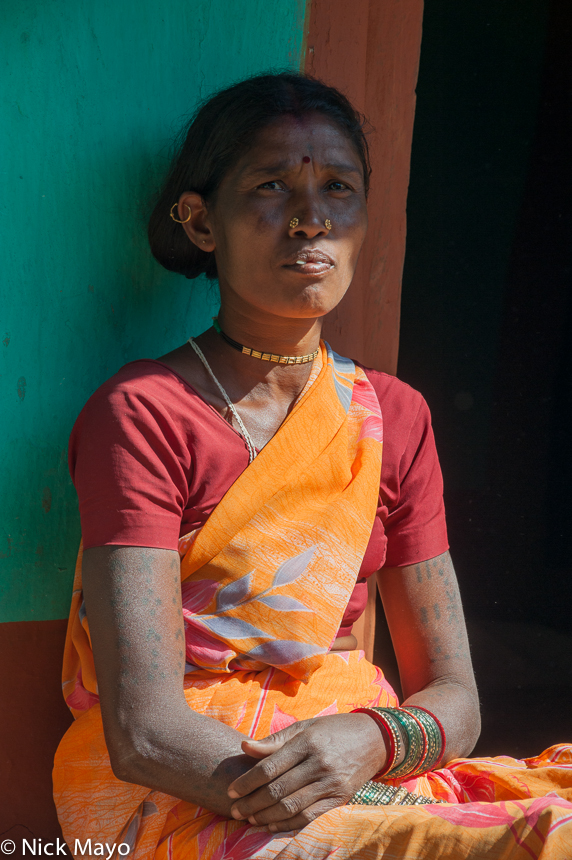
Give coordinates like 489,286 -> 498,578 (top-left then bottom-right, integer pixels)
0,620 -> 72,840
306,0 -> 424,375
306,0 -> 424,659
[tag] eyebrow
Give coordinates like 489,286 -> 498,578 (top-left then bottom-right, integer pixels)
241,161 -> 363,178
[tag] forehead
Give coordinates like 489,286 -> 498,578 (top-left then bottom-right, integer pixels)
235,114 -> 362,174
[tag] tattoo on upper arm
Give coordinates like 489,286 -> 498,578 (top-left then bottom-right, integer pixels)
104,549 -> 186,685
415,556 -> 471,663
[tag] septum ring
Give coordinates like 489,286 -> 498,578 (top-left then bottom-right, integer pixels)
170,203 -> 192,224
289,217 -> 332,230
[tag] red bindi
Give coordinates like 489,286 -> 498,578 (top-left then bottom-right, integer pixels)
302,156 -> 311,163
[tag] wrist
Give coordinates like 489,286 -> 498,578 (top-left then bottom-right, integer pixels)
351,705 -> 446,780
350,711 -> 397,777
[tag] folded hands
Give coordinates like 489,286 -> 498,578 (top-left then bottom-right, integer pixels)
227,713 -> 386,832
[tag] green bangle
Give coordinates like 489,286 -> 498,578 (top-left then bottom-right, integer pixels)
401,706 -> 444,775
368,707 -> 409,771
385,708 -> 426,779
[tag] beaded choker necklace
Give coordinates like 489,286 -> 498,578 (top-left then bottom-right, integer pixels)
212,318 -> 319,365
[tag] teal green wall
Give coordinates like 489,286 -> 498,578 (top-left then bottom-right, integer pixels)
1,0 -> 307,623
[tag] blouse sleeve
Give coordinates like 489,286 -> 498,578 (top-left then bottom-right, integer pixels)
367,371 -> 449,568
69,371 -> 192,551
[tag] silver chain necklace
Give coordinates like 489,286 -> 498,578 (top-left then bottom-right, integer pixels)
188,338 -> 257,463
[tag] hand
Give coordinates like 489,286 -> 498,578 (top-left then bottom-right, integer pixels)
227,713 -> 387,832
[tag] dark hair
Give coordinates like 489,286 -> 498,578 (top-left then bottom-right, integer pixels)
148,72 -> 371,280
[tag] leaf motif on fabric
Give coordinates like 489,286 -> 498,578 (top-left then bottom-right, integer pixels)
201,615 -> 269,641
233,699 -> 249,730
208,822 -> 277,860
451,769 -> 497,803
256,594 -> 312,612
269,704 -> 298,734
181,578 -> 219,614
425,801 -> 518,828
271,547 -> 316,588
244,640 -> 324,665
357,414 -> 384,444
216,572 -> 253,613
64,668 -> 100,713
315,701 -> 339,717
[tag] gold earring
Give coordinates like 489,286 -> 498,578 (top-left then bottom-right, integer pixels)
289,217 -> 299,229
170,203 -> 192,224
324,219 -> 332,230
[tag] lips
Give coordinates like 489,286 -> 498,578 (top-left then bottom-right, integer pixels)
282,248 -> 335,275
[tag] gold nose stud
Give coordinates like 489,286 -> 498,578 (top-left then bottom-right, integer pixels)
289,217 -> 299,229
324,219 -> 332,230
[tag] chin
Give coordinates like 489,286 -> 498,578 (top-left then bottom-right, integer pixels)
282,282 -> 350,318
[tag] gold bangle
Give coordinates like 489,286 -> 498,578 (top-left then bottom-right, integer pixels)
348,780 -> 442,806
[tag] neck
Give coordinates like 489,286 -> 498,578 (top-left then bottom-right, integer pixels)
216,308 -> 323,359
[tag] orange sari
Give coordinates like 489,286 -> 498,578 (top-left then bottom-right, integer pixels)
54,343 -> 572,859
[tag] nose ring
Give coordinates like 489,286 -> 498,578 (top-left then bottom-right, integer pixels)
289,216 -> 332,230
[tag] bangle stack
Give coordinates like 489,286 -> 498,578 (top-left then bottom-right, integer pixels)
348,781 -> 441,806
348,705 -> 446,806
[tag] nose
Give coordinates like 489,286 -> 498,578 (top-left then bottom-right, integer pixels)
288,196 -> 330,239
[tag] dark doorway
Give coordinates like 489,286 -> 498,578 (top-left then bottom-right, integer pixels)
398,0 -> 572,757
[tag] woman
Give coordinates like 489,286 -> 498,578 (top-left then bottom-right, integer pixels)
54,73 -> 572,859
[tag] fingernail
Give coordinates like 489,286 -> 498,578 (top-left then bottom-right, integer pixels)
268,824 -> 277,833
231,807 -> 244,820
248,816 -> 258,826
227,789 -> 239,798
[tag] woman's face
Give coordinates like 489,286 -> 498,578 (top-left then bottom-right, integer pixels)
204,113 -> 368,321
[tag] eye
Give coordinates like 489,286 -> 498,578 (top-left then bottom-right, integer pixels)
326,181 -> 349,192
257,180 -> 285,191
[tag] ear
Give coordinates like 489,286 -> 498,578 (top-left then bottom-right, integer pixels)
176,192 -> 216,253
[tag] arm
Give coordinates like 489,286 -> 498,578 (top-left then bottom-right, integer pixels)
227,550 -> 479,831
378,549 -> 480,762
82,545 -> 260,815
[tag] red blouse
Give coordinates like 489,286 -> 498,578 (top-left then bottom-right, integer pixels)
69,360 -> 448,636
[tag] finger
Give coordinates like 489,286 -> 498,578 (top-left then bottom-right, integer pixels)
266,796 -> 345,833
231,759 -> 318,821
241,736 -> 288,759
242,722 -> 307,757
228,724 -> 308,799
241,781 -> 331,827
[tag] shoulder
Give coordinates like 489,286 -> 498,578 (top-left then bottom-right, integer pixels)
69,359 -> 215,470
81,359 -> 194,406
356,363 -> 430,433
74,359 -> 207,428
